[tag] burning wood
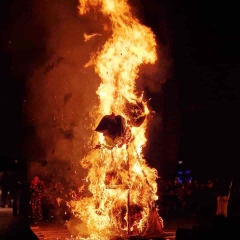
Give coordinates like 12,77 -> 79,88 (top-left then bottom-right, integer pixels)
122,98 -> 147,127
94,113 -> 132,149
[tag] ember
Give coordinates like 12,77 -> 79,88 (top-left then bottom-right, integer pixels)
68,0 -> 163,239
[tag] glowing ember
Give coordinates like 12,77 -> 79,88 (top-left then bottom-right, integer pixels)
68,0 -> 163,239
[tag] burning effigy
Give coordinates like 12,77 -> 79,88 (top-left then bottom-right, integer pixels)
67,0 -> 164,239
94,112 -> 132,149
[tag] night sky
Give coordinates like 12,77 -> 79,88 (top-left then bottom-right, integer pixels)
1,0 -> 239,179
172,1 -> 239,178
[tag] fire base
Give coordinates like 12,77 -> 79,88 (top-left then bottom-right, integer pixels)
129,237 -> 164,240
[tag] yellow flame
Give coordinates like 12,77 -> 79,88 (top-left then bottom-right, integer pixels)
69,0 -> 160,239
83,32 -> 101,42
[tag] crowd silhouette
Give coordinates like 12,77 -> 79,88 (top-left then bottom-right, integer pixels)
158,178 -> 240,221
2,171 -> 240,226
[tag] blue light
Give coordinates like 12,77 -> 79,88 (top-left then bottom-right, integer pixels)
177,177 -> 182,184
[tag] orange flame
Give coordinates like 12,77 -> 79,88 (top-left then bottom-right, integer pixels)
68,0 -> 160,239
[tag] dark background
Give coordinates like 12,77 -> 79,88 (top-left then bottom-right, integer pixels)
0,0 -> 239,180
142,0 -> 239,180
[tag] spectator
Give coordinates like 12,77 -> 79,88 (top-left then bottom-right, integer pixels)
199,181 -> 216,223
184,182 -> 192,216
29,176 -> 44,224
0,187 -> 2,206
19,179 -> 30,218
42,184 -> 51,221
191,181 -> 200,216
161,184 -> 171,216
12,181 -> 21,216
215,177 -> 232,217
228,184 -> 240,218
177,184 -> 185,215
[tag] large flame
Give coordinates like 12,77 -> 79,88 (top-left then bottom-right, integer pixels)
68,0 -> 160,239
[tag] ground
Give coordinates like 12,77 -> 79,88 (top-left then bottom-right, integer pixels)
1,208 -> 238,240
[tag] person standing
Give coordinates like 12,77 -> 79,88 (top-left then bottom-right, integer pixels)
216,177 -> 232,217
29,176 -> 44,224
19,179 -> 30,218
199,181 -> 216,222
0,187 -> 2,207
12,181 -> 21,216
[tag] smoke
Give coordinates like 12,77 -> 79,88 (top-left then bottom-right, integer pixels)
130,0 -> 172,171
129,0 -> 172,94
139,45 -> 172,93
16,0 -> 106,182
8,0 -> 171,190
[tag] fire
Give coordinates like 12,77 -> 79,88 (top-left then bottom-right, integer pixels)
68,0 -> 162,239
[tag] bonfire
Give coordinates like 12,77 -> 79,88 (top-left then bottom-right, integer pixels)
68,0 -> 164,239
